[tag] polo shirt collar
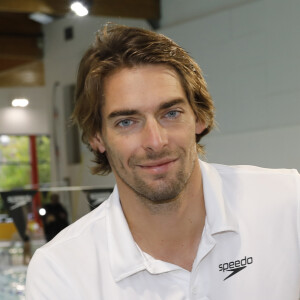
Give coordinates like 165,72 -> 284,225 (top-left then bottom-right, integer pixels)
107,188 -> 183,282
200,160 -> 239,235
106,187 -> 146,282
107,160 -> 239,282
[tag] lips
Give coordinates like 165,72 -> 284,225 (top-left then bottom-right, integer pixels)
138,158 -> 177,168
135,158 -> 178,176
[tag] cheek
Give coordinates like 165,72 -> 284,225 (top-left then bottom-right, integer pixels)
108,135 -> 140,162
175,122 -> 197,144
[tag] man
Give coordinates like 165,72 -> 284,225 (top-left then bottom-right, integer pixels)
26,24 -> 300,299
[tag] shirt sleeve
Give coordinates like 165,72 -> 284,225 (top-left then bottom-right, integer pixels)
26,249 -> 77,300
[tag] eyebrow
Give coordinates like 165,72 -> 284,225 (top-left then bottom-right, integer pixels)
107,98 -> 186,120
158,98 -> 185,110
108,109 -> 139,119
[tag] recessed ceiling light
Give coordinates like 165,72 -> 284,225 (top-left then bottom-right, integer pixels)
70,1 -> 89,16
11,98 -> 29,108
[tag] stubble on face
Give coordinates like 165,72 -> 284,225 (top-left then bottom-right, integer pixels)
104,140 -> 199,214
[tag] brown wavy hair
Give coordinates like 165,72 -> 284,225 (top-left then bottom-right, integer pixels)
72,23 -> 215,175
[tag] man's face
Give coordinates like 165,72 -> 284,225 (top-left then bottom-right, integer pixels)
90,64 -> 204,203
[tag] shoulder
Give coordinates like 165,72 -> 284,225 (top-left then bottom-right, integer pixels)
210,162 -> 299,177
209,162 -> 300,188
26,198 -> 113,298
201,160 -> 300,204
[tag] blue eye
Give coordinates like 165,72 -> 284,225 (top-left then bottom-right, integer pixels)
165,110 -> 180,119
118,119 -> 133,127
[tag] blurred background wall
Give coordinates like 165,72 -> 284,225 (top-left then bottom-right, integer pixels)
160,0 -> 300,171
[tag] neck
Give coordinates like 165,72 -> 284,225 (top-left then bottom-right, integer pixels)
118,161 -> 205,271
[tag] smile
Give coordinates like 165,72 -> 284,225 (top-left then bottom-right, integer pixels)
137,158 -> 178,174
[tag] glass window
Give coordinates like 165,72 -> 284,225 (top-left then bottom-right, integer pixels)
0,135 -> 51,214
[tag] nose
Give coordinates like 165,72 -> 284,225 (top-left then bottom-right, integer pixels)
142,118 -> 168,152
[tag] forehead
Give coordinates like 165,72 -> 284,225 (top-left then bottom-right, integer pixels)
102,64 -> 188,115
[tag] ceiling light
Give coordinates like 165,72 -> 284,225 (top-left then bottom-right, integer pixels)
29,13 -> 54,24
11,98 -> 29,108
70,1 -> 89,16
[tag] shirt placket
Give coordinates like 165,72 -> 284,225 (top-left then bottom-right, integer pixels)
189,224 -> 216,300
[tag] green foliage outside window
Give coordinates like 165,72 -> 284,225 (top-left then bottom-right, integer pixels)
36,136 -> 51,186
0,136 -> 30,190
0,135 -> 51,214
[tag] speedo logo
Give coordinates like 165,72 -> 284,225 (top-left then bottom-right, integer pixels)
219,256 -> 253,281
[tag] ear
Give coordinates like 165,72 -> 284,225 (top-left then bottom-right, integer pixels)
195,119 -> 206,135
89,133 -> 106,153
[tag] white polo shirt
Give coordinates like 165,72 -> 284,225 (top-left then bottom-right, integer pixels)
26,160 -> 300,300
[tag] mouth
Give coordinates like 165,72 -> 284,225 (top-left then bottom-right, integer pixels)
137,158 -> 178,173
